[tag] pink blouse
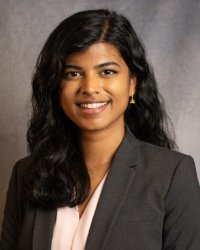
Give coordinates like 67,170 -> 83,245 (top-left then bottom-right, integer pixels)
51,173 -> 107,250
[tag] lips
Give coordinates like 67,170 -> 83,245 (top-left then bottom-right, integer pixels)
79,102 -> 108,109
77,101 -> 110,115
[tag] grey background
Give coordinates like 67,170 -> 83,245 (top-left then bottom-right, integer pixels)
0,0 -> 200,229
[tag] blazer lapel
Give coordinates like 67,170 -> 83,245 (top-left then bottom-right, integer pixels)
32,208 -> 56,250
86,128 -> 140,250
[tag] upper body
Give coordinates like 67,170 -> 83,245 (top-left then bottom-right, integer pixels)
1,9 -> 200,250
1,128 -> 200,250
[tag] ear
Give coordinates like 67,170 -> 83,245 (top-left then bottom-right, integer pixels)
129,77 -> 136,97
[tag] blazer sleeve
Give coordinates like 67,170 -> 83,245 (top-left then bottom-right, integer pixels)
163,155 -> 200,249
0,161 -> 23,250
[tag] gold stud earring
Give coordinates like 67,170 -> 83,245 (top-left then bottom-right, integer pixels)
130,95 -> 135,104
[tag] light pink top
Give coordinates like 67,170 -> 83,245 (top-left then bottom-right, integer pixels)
51,173 -> 107,250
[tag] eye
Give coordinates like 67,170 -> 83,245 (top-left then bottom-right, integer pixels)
101,69 -> 118,75
63,71 -> 82,79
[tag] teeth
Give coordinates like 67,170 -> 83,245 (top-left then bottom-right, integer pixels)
80,102 -> 108,109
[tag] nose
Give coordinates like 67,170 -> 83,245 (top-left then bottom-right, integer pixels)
80,74 -> 100,95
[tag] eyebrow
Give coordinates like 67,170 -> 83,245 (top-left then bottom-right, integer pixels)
64,61 -> 121,70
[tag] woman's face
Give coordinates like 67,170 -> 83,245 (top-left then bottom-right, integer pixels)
60,42 -> 135,133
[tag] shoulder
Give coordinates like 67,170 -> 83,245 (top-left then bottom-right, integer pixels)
127,133 -> 200,221
10,156 -> 32,190
138,137 -> 196,179
14,155 -> 32,169
138,139 -> 193,166
138,139 -> 197,184
126,128 -> 194,168
126,130 -> 198,194
13,155 -> 32,173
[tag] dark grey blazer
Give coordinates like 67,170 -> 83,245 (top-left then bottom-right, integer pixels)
1,129 -> 200,250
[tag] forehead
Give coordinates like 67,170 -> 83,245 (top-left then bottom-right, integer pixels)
66,42 -> 127,66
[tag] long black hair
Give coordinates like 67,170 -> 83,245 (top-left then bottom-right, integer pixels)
25,9 -> 176,209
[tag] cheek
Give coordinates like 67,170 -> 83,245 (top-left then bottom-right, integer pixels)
60,91 -> 68,108
59,93 -> 75,121
60,84 -> 76,106
107,78 -> 130,100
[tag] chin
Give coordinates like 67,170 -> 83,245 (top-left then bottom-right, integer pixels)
76,121 -> 109,132
80,125 -> 105,132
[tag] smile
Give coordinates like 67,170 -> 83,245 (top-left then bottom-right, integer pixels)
79,102 -> 108,109
77,101 -> 110,115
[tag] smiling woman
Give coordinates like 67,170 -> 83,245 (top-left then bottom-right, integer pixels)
1,9 -> 200,250
60,43 -> 135,132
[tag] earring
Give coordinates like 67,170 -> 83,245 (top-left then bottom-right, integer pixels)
130,95 -> 135,104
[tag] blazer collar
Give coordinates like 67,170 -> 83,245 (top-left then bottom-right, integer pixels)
86,127 -> 140,250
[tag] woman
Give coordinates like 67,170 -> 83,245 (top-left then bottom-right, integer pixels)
1,9 -> 200,250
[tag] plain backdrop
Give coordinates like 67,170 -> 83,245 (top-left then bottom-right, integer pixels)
0,0 -> 200,230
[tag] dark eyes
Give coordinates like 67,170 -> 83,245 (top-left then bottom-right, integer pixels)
63,72 -> 81,79
101,69 -> 118,75
63,69 -> 118,79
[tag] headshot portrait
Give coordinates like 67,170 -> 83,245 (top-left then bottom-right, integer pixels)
0,1 -> 200,250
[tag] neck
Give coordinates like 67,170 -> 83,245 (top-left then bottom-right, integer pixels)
79,124 -> 125,177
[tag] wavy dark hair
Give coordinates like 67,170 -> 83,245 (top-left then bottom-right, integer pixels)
25,9 -> 176,209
